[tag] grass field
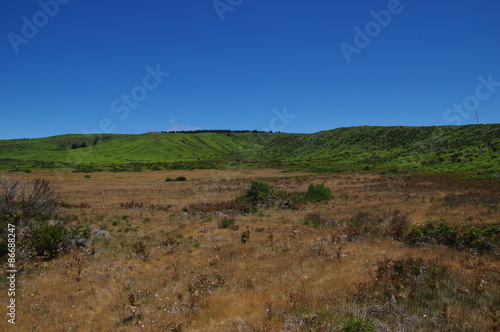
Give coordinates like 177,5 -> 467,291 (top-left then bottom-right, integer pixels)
1,169 -> 498,331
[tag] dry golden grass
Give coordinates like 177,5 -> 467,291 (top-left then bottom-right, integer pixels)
1,169 -> 498,331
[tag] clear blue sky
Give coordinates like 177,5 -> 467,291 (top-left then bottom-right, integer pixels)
1,0 -> 499,139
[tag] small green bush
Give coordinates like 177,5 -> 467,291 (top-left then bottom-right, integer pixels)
406,220 -> 499,253
219,217 -> 238,230
339,317 -> 376,332
303,213 -> 328,228
34,224 -> 67,258
305,183 -> 332,202
166,176 -> 187,182
244,181 -> 272,205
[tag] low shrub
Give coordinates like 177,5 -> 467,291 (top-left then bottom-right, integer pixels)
219,217 -> 239,230
166,176 -> 187,182
386,211 -> 411,241
34,224 -> 67,258
339,316 -> 376,332
305,183 -> 332,202
353,255 -> 499,330
0,176 -> 58,218
303,213 -> 329,228
184,181 -> 333,215
21,178 -> 59,217
373,257 -> 447,302
243,180 -> 273,205
344,212 -> 384,241
185,197 -> 255,215
241,230 -> 250,243
0,176 -> 23,215
406,219 -> 499,253
300,310 -> 336,331
110,166 -> 127,173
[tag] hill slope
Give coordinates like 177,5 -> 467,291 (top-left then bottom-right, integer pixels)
248,125 -> 500,172
0,132 -> 259,164
0,125 -> 499,175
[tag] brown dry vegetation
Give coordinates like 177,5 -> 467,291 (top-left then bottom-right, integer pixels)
1,168 -> 499,331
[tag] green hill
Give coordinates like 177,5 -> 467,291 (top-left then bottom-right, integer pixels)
1,125 -> 499,176
0,132 -> 258,164
247,125 -> 500,173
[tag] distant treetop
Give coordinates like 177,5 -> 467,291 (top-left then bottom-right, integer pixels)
160,129 -> 269,134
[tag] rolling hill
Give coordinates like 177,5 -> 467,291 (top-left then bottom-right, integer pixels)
0,125 -> 499,176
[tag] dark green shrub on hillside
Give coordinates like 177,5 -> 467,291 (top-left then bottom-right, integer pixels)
244,181 -> 273,205
110,166 -> 126,172
165,176 -> 187,182
406,220 -> 499,253
305,183 -> 332,202
303,213 -> 329,228
339,316 -> 376,332
218,217 -> 239,230
34,224 -> 67,258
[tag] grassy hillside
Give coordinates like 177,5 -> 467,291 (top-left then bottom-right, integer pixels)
248,125 -> 500,174
0,132 -> 260,166
0,125 -> 499,176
